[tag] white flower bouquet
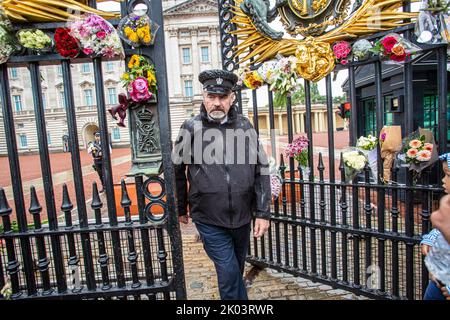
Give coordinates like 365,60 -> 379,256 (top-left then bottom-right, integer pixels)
0,15 -> 17,64
342,148 -> 368,182
356,135 -> 378,180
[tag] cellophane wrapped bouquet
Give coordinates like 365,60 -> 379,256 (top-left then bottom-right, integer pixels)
69,14 -> 124,59
342,148 -> 368,182
356,134 -> 378,180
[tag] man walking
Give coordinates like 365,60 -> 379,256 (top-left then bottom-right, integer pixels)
88,131 -> 106,193
173,69 -> 271,300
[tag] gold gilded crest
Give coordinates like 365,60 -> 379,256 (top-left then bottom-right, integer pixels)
295,37 -> 335,82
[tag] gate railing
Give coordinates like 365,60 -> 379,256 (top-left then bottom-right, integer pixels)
0,0 -> 186,300
218,1 -> 448,300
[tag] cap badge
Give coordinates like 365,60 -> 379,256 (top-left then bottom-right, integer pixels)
216,77 -> 224,85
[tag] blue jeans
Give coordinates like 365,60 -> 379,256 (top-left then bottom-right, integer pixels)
195,222 -> 251,300
424,280 -> 446,300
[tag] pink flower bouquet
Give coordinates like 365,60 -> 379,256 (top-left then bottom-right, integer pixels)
69,14 -> 124,59
284,135 -> 310,177
129,77 -> 152,102
399,128 -> 438,174
332,41 -> 352,65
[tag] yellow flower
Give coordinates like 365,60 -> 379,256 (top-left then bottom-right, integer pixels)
124,27 -> 133,37
143,35 -> 152,43
137,27 -> 148,39
128,33 -> 139,43
122,73 -> 130,80
147,70 -> 156,86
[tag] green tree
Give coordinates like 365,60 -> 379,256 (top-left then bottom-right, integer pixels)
273,84 -> 305,109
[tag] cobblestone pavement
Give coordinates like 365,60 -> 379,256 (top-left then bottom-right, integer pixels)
180,223 -> 370,300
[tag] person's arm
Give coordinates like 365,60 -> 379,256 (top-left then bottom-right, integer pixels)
431,194 -> 450,243
420,228 -> 441,255
173,122 -> 190,222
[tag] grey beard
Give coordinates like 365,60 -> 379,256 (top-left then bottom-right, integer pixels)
208,110 -> 226,122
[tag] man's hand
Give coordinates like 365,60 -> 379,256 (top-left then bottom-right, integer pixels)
179,215 -> 189,224
431,194 -> 450,243
254,218 -> 270,238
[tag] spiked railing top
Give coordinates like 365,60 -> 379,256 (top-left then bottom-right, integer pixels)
120,179 -> 132,208
61,184 -> 74,212
91,182 -> 103,210
28,186 -> 42,215
0,188 -> 12,217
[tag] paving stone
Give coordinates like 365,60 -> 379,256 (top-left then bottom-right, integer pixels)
190,281 -> 204,289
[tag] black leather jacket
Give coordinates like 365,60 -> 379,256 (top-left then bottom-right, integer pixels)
173,104 -> 271,229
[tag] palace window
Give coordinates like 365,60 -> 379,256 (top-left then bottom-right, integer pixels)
113,127 -> 121,141
184,80 -> 193,98
10,68 -> 18,78
108,88 -> 117,104
60,91 -> 67,109
106,61 -> 114,72
84,89 -> 94,106
13,95 -> 22,112
82,63 -> 91,73
182,48 -> 191,64
19,134 -> 28,148
47,132 -> 52,145
201,47 -> 210,62
42,92 -> 47,109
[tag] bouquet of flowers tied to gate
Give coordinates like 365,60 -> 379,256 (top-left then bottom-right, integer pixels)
379,125 -> 402,182
118,13 -> 160,47
371,33 -> 422,64
356,134 -> 378,180
110,55 -> 157,127
68,13 -> 124,59
54,27 -> 81,58
415,0 -> 450,44
342,148 -> 368,182
268,157 -> 283,199
397,128 -> 439,175
0,13 -> 18,64
16,29 -> 53,53
237,56 -> 303,99
284,135 -> 310,177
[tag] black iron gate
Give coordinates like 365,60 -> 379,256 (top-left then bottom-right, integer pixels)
218,1 -> 448,300
0,0 -> 186,299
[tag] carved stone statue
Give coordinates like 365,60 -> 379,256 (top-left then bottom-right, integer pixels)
240,0 -> 287,40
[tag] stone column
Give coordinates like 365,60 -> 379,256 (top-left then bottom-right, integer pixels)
295,112 -> 300,134
314,111 -> 319,133
318,111 -> 324,132
278,113 -> 283,135
191,28 -> 200,95
300,112 -> 305,132
266,114 -> 271,134
210,27 -> 219,68
168,27 -> 181,96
